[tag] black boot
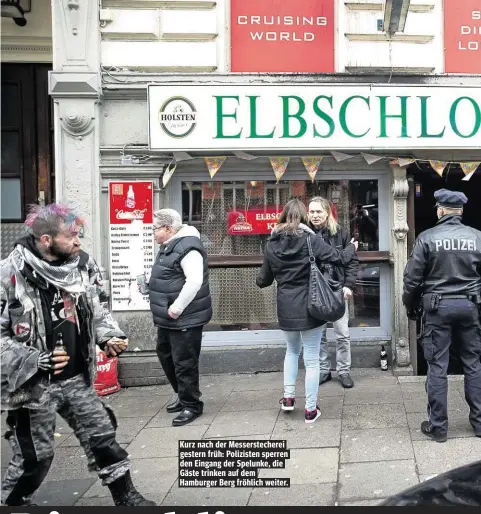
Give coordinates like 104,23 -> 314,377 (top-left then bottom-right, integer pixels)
108,471 -> 156,506
421,421 -> 447,443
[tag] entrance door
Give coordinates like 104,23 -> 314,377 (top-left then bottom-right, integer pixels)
411,163 -> 481,375
1,64 -> 53,257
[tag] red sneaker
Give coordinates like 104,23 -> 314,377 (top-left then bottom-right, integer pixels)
279,397 -> 295,411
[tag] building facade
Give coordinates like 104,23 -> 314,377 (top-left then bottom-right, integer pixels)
1,0 -> 480,382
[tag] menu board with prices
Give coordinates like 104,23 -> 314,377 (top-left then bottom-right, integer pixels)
108,181 -> 155,311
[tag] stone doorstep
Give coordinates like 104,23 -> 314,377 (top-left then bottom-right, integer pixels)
118,345 -> 394,387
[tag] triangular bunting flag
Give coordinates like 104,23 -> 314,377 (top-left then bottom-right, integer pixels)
460,162 -> 480,176
162,161 -> 177,188
462,170 -> 477,181
361,153 -> 384,165
233,151 -> 257,160
204,157 -> 227,179
301,156 -> 323,182
429,160 -> 448,177
269,157 -> 290,182
173,151 -> 194,162
331,151 -> 353,162
390,158 -> 416,167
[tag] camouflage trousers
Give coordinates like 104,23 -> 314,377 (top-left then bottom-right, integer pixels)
1,374 -> 130,506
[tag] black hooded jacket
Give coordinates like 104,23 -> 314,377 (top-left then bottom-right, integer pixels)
256,225 -> 356,331
310,225 -> 359,290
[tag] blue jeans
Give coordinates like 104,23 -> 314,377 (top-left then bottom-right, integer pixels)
283,326 -> 324,412
320,301 -> 351,375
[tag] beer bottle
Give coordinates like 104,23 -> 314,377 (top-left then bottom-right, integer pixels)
380,345 -> 388,371
55,332 -> 66,353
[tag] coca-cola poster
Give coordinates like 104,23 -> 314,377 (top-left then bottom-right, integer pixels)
109,181 -> 153,224
227,207 -> 283,235
108,182 -> 155,311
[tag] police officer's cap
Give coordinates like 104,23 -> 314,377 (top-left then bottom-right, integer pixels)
434,189 -> 468,208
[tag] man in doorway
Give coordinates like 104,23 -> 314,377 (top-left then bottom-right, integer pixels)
308,197 -> 359,389
403,189 -> 481,443
1,204 -> 155,506
148,209 -> 212,426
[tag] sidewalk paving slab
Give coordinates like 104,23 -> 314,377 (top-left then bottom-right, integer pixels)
204,409 -> 279,438
338,459 -> 418,502
248,483 -> 336,506
273,417 -> 341,449
125,425 -> 210,458
407,411 -> 475,441
343,385 -> 404,405
412,438 -> 481,475
3,370 -> 481,507
340,499 -> 386,506
342,403 -> 407,430
162,481 -> 253,506
220,390 -> 283,412
34,478 -> 96,506
258,448 -> 339,485
340,428 -> 414,463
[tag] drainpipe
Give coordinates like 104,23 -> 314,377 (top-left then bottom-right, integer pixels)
407,175 -> 417,374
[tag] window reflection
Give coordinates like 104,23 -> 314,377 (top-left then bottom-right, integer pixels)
182,180 -> 381,331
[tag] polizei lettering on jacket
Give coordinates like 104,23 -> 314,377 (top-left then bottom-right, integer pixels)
434,239 -> 477,251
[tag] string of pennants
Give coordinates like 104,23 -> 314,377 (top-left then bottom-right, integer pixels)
162,150 -> 480,188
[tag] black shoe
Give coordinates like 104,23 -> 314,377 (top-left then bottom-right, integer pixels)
339,373 -> 354,389
421,421 -> 447,443
319,372 -> 332,385
173,409 -> 202,427
166,399 -> 183,413
108,470 -> 157,506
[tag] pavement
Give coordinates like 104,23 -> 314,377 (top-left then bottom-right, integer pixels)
2,369 -> 481,507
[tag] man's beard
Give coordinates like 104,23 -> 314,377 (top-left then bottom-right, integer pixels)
49,241 -> 79,263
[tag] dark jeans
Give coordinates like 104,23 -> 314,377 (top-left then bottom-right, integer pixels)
156,326 -> 204,414
421,299 -> 481,435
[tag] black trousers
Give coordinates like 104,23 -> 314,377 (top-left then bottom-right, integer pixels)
156,326 -> 204,414
421,298 -> 481,435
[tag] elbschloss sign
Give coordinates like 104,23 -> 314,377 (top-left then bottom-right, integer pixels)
148,84 -> 481,151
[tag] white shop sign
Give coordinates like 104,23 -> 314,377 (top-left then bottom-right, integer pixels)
148,84 -> 481,151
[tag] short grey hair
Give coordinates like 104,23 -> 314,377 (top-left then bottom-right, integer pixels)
153,208 -> 183,231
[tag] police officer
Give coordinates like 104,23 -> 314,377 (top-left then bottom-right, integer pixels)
403,189 -> 481,443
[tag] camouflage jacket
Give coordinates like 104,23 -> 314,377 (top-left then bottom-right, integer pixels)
0,247 -> 125,411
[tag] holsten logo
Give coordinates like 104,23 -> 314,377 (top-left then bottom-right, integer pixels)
158,96 -> 197,138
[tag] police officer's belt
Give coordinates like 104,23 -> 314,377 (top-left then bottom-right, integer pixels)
438,293 -> 481,303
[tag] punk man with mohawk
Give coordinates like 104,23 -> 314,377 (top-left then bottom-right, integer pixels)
0,204 -> 155,506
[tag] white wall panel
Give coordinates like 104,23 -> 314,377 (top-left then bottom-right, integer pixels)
339,0 -> 443,73
161,9 -> 217,39
101,41 -> 217,70
101,10 -> 160,40
100,1 -> 224,71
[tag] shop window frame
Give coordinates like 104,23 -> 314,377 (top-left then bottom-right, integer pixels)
169,167 -> 392,344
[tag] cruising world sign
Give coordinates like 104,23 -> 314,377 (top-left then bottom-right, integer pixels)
148,84 -> 481,151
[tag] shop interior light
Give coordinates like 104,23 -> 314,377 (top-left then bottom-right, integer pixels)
383,0 -> 411,36
1,0 -> 31,27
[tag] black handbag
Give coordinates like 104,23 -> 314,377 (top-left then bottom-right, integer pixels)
307,235 -> 346,322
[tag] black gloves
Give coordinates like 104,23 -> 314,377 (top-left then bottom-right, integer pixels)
37,351 -> 55,373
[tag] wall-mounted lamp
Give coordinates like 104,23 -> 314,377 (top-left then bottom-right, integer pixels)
1,0 -> 31,27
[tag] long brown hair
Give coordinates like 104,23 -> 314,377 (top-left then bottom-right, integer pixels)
275,199 -> 308,234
